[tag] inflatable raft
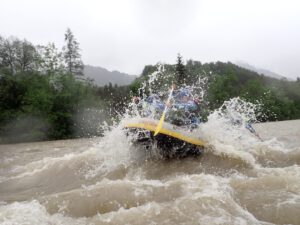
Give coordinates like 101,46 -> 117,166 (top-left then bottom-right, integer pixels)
124,118 -> 206,158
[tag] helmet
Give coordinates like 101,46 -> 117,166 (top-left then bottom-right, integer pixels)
146,94 -> 160,103
176,88 -> 191,100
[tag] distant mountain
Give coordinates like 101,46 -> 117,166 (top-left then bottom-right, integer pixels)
235,61 -> 287,80
84,65 -> 137,86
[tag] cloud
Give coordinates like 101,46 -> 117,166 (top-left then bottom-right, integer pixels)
0,0 -> 299,78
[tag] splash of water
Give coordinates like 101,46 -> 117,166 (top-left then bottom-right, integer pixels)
119,65 -> 270,166
127,64 -> 207,120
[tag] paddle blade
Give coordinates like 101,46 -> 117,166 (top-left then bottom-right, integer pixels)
154,112 -> 166,136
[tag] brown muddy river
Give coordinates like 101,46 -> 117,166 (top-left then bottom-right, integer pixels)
0,119 -> 300,225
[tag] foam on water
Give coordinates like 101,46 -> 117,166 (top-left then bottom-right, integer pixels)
83,124 -> 133,180
35,174 -> 272,224
1,118 -> 299,224
0,200 -> 89,225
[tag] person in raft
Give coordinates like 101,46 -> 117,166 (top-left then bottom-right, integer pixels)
166,84 -> 201,128
228,106 -> 262,140
131,94 -> 165,118
132,86 -> 200,126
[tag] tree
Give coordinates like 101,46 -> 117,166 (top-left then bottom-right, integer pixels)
175,53 -> 186,86
15,39 -> 40,72
62,28 -> 84,77
0,36 -> 40,74
0,36 -> 17,74
38,42 -> 63,75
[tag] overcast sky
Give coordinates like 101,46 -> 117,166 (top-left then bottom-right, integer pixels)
1,0 -> 300,78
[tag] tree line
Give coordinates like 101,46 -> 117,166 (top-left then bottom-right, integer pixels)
0,29 -> 129,143
130,54 -> 300,122
1,32 -> 299,144
0,28 -> 84,77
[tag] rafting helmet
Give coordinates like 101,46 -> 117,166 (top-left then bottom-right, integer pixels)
145,94 -> 160,103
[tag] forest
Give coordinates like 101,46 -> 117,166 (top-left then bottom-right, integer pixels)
1,30 -> 299,143
131,56 -> 300,122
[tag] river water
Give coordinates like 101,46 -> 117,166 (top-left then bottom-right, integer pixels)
0,119 -> 300,225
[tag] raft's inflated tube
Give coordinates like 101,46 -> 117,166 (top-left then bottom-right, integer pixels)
124,118 -> 206,147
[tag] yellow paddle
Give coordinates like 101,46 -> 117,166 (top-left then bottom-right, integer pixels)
154,85 -> 174,136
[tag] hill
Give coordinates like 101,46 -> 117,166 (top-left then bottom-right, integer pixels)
84,65 -> 137,86
235,61 -> 287,80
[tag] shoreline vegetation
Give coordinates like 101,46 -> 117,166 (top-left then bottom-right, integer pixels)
1,29 -> 300,144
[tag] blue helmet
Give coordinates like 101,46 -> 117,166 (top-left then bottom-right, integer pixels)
176,88 -> 191,99
145,94 -> 161,103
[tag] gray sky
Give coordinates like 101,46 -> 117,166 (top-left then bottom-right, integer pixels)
1,0 -> 300,78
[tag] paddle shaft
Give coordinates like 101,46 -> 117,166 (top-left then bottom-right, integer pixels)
154,86 -> 174,136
